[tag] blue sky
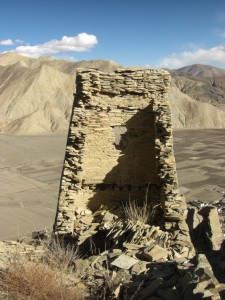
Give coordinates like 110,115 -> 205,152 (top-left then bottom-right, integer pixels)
1,0 -> 225,68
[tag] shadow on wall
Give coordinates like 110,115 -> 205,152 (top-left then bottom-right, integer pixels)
86,103 -> 161,218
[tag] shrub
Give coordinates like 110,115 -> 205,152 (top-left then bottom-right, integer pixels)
0,260 -> 83,300
0,238 -> 83,300
42,237 -> 79,273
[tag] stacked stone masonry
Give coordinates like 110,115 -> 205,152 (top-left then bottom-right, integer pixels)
54,68 -> 193,255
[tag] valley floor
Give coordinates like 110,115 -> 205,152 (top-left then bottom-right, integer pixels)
0,129 -> 224,240
0,133 -> 67,240
174,129 -> 225,203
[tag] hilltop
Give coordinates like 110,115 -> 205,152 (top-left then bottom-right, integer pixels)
170,63 -> 225,107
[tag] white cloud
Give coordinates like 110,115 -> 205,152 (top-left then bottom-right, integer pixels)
160,44 -> 225,68
15,39 -> 24,44
0,39 -> 14,46
14,33 -> 98,58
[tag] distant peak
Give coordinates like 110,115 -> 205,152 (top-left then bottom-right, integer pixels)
171,63 -> 225,78
0,52 -> 28,58
37,56 -> 56,61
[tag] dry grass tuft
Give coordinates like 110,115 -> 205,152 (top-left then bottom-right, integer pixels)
123,199 -> 149,224
123,185 -> 160,225
42,237 -> 79,273
0,260 -> 81,300
0,238 -> 83,300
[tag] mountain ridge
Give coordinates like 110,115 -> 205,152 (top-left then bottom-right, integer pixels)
170,64 -> 225,108
170,63 -> 225,78
0,53 -> 225,134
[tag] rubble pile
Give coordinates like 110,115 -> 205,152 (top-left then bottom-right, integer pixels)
1,204 -> 224,299
70,251 -> 224,300
70,205 -> 194,261
63,206 -> 225,299
0,240 -> 44,270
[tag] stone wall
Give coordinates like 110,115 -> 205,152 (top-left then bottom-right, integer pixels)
54,68 -> 191,253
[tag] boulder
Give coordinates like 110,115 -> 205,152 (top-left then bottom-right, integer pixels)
199,206 -> 223,250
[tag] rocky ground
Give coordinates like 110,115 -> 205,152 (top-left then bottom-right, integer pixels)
0,203 -> 225,299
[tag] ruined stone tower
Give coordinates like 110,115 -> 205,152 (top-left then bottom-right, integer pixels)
54,68 -> 190,249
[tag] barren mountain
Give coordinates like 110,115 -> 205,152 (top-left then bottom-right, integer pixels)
0,54 -> 225,134
0,53 -> 120,134
0,52 -> 34,67
170,64 -> 225,77
168,82 -> 225,128
171,64 -> 225,107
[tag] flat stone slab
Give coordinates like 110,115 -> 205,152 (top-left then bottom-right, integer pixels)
111,254 -> 139,270
141,245 -> 169,262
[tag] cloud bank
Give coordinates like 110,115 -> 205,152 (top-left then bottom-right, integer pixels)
160,44 -> 225,68
14,33 -> 98,58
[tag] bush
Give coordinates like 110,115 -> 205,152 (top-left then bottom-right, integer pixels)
0,260 -> 81,300
0,239 -> 84,300
42,237 -> 79,273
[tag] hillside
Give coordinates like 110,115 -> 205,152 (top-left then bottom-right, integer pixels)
170,64 -> 225,107
0,53 -> 120,134
0,54 -> 225,134
168,82 -> 225,128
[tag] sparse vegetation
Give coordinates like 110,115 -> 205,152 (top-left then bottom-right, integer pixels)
43,237 -> 79,273
0,260 -> 80,300
0,193 -> 162,300
123,186 -> 160,225
0,238 -> 84,300
123,199 -> 149,224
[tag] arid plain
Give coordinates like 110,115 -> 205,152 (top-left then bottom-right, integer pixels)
0,134 -> 67,240
0,129 -> 224,240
